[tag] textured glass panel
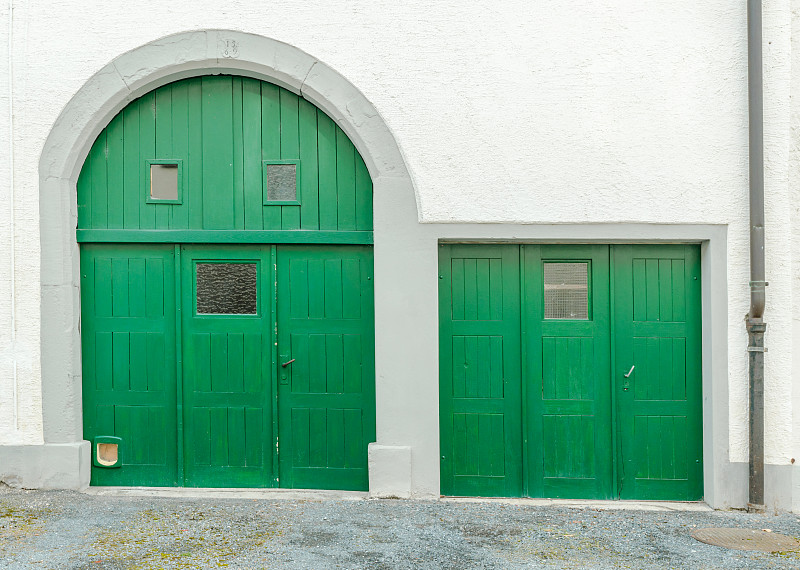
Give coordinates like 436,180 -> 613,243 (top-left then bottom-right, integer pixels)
266,164 -> 297,201
544,262 -> 589,320
150,164 -> 178,200
196,263 -> 257,315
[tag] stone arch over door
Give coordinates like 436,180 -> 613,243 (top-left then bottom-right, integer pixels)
39,30 -> 421,491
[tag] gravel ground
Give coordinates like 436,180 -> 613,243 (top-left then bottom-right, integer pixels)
1,487 -> 800,569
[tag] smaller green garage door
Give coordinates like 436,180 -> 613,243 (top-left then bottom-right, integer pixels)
439,244 -> 702,500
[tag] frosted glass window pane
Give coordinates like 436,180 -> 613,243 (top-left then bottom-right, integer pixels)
544,262 -> 589,320
196,263 -> 257,315
150,164 -> 178,200
266,164 -> 297,201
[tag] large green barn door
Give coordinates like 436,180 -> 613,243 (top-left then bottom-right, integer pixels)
439,245 -> 522,497
613,245 -> 702,500
181,245 -> 274,487
523,245 -> 612,499
277,246 -> 375,490
81,244 -> 178,486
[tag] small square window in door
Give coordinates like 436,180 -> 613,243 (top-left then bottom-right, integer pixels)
196,263 -> 258,315
543,262 -> 589,319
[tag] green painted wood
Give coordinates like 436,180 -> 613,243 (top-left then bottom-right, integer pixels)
81,244 -> 179,486
439,244 -> 701,501
613,245 -> 703,500
523,245 -> 612,499
76,75 -> 372,237
76,230 -> 373,244
277,246 -> 375,491
180,245 -> 274,487
439,244 -> 523,497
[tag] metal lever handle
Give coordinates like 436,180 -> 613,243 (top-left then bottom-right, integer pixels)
624,365 -> 635,378
281,358 -> 296,368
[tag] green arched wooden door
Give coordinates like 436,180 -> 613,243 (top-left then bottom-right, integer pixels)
79,76 -> 375,489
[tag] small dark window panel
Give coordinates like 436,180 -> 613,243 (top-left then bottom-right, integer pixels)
196,263 -> 258,315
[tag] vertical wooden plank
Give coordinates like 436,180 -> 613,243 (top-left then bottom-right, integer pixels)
464,336 -> 477,398
581,337 -> 593,399
145,257 -> 165,318
325,335 -> 344,393
309,408 -> 327,467
114,406 -> 131,458
341,258 -> 361,319
658,259 -> 673,322
210,407 -> 229,466
450,259 -> 465,320
210,332 -> 229,393
451,336 -> 466,398
89,133 -> 109,229
342,334 -> 362,393
463,259 -> 478,321
291,333 -> 310,394
228,332 -> 244,393
131,406 -> 149,464
289,259 -> 309,318
490,336 -> 504,398
632,258 -> 646,322
232,78 -> 245,229
453,414 -> 466,475
154,85 -> 173,229
567,337 -> 580,400
128,258 -> 146,317
122,104 -> 141,228
242,78 -> 263,230
317,112 -> 338,230
335,126 -> 356,231
478,414 -> 492,476
542,338 -> 555,400
324,259 -> 343,318
170,80 -> 190,229
243,333 -> 262,393
261,82 -> 282,229
476,259 -> 490,320
194,334 -> 212,392
326,408 -> 345,468
194,409 -> 211,465
645,258 -> 660,321
308,259 -> 325,319
245,408 -> 263,467
354,153 -> 372,231
187,78 -> 204,229
674,338 -> 687,400
291,408 -> 310,468
343,409 -> 362,468
129,332 -> 147,391
111,258 -> 129,317
77,165 -> 91,229
94,257 -> 113,317
465,414 -> 479,475
308,334 -> 326,393
298,98 -> 320,230
672,259 -> 686,322
476,336 -> 490,398
146,332 -> 165,392
106,114 -> 125,229
555,338 -> 569,400
95,332 -> 113,391
138,91 -> 156,229
202,77 -> 235,229
149,408 -> 167,465
112,332 -> 130,391
489,258 -> 503,321
228,407 -> 246,467
279,90 -> 301,230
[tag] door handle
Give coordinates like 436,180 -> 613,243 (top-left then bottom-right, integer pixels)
624,365 -> 635,378
281,358 -> 296,368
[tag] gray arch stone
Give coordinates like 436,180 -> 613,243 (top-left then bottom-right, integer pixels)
37,30 -> 423,494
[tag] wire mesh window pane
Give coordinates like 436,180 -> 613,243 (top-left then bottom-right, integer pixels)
543,262 -> 589,320
196,263 -> 257,315
266,164 -> 297,201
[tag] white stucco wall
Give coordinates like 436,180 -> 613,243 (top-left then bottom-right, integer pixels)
0,0 -> 797,494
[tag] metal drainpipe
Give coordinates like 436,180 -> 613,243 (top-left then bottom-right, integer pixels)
747,0 -> 767,513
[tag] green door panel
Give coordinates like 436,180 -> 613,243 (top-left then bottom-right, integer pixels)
439,245 -> 523,497
439,244 -> 702,501
612,245 -> 703,500
523,245 -> 613,499
180,246 -> 274,487
81,244 -> 179,486
76,76 -> 372,235
277,246 -> 376,491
